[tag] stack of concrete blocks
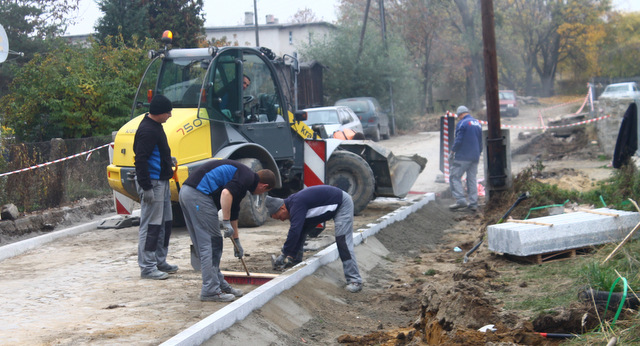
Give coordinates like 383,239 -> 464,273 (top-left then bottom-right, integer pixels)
488,208 -> 640,256
594,97 -> 638,156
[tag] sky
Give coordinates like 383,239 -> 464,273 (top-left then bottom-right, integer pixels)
65,0 -> 341,36
64,0 -> 640,36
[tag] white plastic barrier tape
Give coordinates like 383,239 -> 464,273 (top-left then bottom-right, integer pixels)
478,114 -> 611,130
0,142 -> 113,178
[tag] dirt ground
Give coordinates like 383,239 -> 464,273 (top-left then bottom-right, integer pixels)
0,101 -> 620,345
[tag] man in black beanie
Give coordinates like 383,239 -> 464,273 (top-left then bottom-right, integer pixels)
133,94 -> 178,280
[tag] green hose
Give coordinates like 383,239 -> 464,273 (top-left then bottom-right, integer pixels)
524,199 -> 570,220
603,277 -> 628,326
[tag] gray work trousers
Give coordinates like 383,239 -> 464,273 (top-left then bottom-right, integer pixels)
334,191 -> 362,285
136,179 -> 173,275
179,185 -> 233,297
449,159 -> 479,208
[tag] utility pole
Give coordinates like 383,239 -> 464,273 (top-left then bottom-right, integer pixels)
379,0 -> 395,133
481,0 -> 509,199
253,0 -> 260,46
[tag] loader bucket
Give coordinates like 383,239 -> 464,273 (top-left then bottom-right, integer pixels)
339,142 -> 427,198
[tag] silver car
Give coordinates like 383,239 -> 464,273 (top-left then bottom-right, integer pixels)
302,106 -> 364,139
335,97 -> 391,141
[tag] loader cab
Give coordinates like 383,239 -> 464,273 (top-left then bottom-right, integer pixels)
195,48 -> 295,160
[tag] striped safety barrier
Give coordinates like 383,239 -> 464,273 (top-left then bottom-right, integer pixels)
0,142 -> 112,178
303,139 -> 326,187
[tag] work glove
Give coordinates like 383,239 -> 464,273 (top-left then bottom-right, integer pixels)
271,253 -> 298,270
142,188 -> 154,204
448,151 -> 455,162
171,156 -> 178,167
221,220 -> 234,238
233,238 -> 244,258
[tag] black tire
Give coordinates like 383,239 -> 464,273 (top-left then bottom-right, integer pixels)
370,126 -> 381,142
326,150 -> 375,215
237,158 -> 268,227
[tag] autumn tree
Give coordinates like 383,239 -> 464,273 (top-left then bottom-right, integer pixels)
290,8 -> 319,23
598,12 -> 640,78
499,0 -> 610,96
386,0 -> 452,113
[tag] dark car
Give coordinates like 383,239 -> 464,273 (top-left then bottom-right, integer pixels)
499,90 -> 519,117
334,97 -> 391,141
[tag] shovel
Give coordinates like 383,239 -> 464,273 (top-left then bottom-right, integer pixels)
463,191 -> 530,263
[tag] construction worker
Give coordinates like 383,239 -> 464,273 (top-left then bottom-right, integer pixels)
266,185 -> 363,293
332,129 -> 365,140
449,105 -> 483,212
178,160 -> 275,302
133,94 -> 178,280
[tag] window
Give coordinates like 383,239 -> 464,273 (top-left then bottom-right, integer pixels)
289,31 -> 293,45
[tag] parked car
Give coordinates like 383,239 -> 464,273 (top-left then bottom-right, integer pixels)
499,90 -> 519,117
334,97 -> 391,141
598,82 -> 640,100
302,106 -> 364,139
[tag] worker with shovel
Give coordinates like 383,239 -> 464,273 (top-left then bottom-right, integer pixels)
266,185 -> 363,293
179,160 -> 275,302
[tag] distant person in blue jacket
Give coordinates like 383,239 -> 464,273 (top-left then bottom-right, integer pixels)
449,105 -> 483,212
266,185 -> 363,293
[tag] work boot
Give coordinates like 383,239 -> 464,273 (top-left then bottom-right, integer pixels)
200,292 -> 235,302
157,263 -> 179,274
141,269 -> 169,280
345,282 -> 363,293
222,286 -> 244,297
449,202 -> 467,210
467,205 -> 479,212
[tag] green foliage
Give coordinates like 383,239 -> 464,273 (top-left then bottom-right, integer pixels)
300,24 -> 421,129
0,37 -> 153,141
95,0 -> 150,46
95,0 -> 205,48
598,12 -> 640,78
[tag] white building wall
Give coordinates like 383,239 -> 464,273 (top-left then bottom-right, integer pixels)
205,22 -> 334,59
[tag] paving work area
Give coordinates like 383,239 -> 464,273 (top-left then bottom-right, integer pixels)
1,100 -> 631,344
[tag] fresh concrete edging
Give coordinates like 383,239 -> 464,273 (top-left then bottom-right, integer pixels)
162,193 -> 435,346
0,210 -> 140,262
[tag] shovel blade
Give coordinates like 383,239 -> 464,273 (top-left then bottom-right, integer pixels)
190,244 -> 201,271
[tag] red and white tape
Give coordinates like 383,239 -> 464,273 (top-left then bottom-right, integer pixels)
0,142 -> 113,178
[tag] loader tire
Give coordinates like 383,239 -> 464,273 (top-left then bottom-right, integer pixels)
326,150 -> 375,215
237,158 -> 268,227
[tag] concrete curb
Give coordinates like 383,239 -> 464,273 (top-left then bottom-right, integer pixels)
0,210 -> 140,262
161,193 -> 435,346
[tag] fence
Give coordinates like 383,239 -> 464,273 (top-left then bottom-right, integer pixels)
0,136 -> 113,212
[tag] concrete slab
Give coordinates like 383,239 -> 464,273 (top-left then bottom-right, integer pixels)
488,208 -> 640,256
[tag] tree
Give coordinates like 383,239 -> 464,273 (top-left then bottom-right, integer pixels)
300,24 -> 420,128
386,0 -> 451,114
94,0 -> 206,48
0,38 -> 153,141
0,0 -> 80,96
147,0 -> 206,48
290,8 -> 319,23
499,0 -> 610,96
94,0 -> 150,46
598,12 -> 640,78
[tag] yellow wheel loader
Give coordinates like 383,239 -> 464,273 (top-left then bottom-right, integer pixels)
107,32 -> 426,227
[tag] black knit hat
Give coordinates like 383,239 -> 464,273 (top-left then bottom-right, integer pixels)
149,95 -> 173,115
